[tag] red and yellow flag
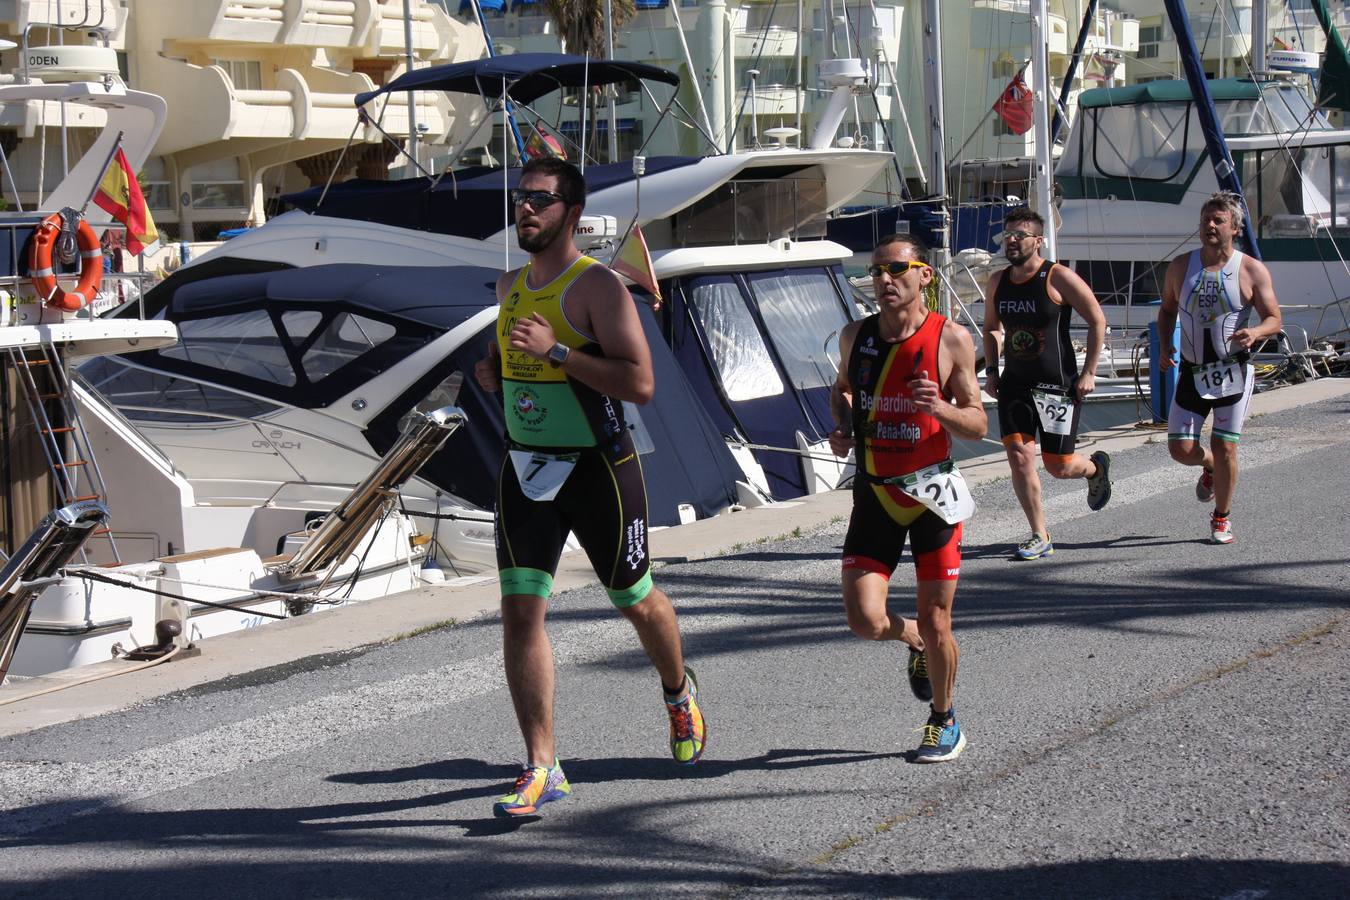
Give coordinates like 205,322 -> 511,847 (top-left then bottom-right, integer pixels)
611,223 -> 661,301
93,148 -> 159,256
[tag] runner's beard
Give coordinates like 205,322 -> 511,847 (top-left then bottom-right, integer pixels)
517,216 -> 567,253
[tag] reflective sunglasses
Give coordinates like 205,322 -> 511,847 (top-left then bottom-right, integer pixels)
868,260 -> 930,278
510,188 -> 566,209
1002,229 -> 1042,242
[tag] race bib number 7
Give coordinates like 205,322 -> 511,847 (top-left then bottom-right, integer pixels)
509,450 -> 579,502
1193,360 -> 1244,400
1031,389 -> 1075,436
890,459 -> 975,525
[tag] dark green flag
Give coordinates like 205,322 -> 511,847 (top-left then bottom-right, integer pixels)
1311,0 -> 1350,111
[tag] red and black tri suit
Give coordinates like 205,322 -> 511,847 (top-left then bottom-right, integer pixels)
842,311 -> 962,581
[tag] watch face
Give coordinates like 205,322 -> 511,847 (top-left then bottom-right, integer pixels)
549,343 -> 569,363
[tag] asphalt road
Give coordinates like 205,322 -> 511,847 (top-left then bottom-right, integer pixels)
1,395 -> 1347,899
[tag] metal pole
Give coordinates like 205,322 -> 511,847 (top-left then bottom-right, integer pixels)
606,0 -> 618,161
1031,0 -> 1056,259
921,0 -> 950,315
1252,0 -> 1267,74
795,0 -> 804,140
402,0 -> 418,172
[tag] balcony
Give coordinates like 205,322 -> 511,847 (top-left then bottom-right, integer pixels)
133,0 -> 454,52
734,27 -> 797,59
734,85 -> 800,118
1,0 -> 121,32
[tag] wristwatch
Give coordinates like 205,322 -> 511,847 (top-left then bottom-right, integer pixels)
547,341 -> 571,367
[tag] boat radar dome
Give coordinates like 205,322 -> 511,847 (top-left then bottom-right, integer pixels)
763,126 -> 800,149
1267,49 -> 1320,74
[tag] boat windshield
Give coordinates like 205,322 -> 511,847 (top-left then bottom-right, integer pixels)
687,266 -> 850,402
78,358 -> 283,423
746,269 -> 849,391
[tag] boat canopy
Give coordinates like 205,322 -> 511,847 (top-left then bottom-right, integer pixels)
283,156 -> 702,237
1078,78 -> 1268,109
354,53 -> 680,107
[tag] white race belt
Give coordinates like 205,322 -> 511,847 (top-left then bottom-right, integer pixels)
884,459 -> 975,525
509,449 -> 579,502
1192,359 -> 1245,400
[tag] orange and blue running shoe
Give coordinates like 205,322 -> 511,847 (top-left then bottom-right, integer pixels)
492,759 -> 571,818
665,668 -> 707,765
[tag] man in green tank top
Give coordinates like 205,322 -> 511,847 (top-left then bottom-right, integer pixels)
474,158 -> 706,818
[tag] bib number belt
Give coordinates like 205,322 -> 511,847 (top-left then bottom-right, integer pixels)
1193,359 -> 1244,400
509,449 -> 579,502
1031,389 -> 1075,436
884,459 -> 975,525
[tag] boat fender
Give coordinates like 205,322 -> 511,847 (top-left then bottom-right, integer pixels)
28,209 -> 103,311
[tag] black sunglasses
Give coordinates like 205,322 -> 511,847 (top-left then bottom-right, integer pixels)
868,260 -> 930,278
510,188 -> 566,209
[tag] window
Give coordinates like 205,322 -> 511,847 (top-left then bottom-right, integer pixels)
288,312 -> 398,382
747,269 -> 850,390
1090,104 -> 1197,181
160,310 -> 296,386
188,158 -> 247,210
991,53 -> 1018,80
212,59 -> 263,91
688,278 -> 784,401
1136,24 -> 1163,59
78,358 -> 282,423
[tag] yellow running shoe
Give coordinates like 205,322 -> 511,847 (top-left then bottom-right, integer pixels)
665,669 -> 707,765
492,759 -> 571,818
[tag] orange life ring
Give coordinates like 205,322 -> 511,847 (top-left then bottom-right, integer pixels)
28,213 -> 103,311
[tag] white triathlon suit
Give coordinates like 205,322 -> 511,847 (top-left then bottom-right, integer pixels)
1167,249 -> 1256,444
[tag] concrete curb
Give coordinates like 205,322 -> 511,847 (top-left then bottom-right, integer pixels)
2,376 -> 1347,736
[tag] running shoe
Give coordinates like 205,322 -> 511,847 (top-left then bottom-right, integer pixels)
1210,513 -> 1235,545
907,646 -> 933,703
493,759 -> 571,818
1015,533 -> 1054,560
1086,450 -> 1112,511
914,708 -> 967,763
1196,467 -> 1215,503
666,668 -> 707,765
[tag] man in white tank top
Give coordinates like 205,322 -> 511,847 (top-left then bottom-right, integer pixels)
1157,191 -> 1282,544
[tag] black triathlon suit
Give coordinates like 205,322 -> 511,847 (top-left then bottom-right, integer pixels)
993,260 -> 1081,456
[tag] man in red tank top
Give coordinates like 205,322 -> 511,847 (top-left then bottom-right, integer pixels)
829,234 -> 988,763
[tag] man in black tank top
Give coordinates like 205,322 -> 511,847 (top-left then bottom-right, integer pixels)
981,208 -> 1113,560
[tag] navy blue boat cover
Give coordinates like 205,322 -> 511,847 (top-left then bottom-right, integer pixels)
283,156 -> 703,240
354,53 -> 679,107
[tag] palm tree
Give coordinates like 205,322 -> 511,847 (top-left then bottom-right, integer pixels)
543,0 -> 635,58
543,0 -> 637,161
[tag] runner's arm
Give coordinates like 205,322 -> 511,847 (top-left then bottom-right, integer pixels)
980,273 -> 1003,394
473,271 -> 515,392
508,266 -> 656,403
1156,256 -> 1185,370
829,322 -> 860,457
1231,257 -> 1283,351
1053,265 -> 1107,399
926,321 -> 988,441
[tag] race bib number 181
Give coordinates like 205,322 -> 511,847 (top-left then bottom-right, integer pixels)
1193,360 -> 1244,400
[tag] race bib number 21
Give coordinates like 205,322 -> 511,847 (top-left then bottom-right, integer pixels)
892,460 -> 975,525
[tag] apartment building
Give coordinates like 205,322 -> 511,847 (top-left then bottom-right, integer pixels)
0,0 -> 484,241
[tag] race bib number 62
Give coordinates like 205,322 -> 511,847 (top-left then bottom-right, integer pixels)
1031,389 -> 1075,437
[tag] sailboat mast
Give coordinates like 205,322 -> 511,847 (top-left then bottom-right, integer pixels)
605,0 -> 618,160
1252,0 -> 1267,73
1030,0 -> 1056,259
920,0 -> 950,314
1163,0 -> 1262,259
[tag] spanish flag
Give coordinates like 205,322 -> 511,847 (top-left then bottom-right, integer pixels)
611,223 -> 661,301
93,148 -> 159,256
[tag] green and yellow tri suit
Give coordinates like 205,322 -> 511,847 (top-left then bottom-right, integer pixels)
494,255 -> 653,607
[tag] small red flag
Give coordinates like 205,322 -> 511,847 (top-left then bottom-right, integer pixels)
993,70 -> 1035,135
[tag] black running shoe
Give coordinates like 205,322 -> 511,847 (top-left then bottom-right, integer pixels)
907,647 -> 933,703
1086,450 -> 1112,511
